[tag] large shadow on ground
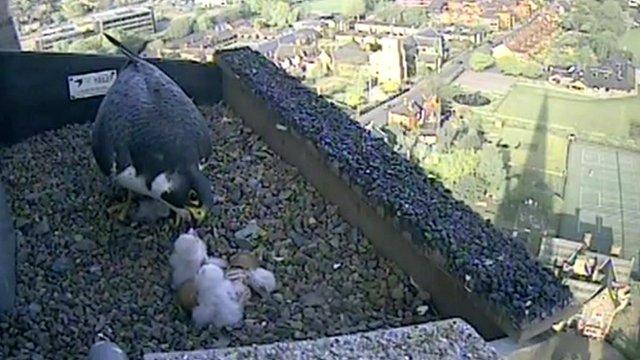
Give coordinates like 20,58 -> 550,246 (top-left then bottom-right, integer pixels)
497,93 -> 556,254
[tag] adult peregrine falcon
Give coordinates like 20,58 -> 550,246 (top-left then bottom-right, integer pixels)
91,33 -> 214,226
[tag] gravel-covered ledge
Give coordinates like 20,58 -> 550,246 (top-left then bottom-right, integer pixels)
145,318 -> 501,360
217,48 -> 577,341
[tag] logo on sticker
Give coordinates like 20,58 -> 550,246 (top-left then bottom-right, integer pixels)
68,69 -> 117,100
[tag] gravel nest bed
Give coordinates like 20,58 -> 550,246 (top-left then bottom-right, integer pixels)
0,104 -> 435,359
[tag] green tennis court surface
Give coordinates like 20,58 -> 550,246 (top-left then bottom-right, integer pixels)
559,142 -> 640,272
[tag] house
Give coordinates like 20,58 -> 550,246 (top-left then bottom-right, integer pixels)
583,56 -> 636,92
504,9 -> 559,55
253,29 -> 320,60
353,21 -> 421,37
404,28 -> 446,74
547,57 -> 637,93
160,23 -> 236,62
388,94 -> 441,143
537,236 -> 632,341
332,42 -> 369,75
292,20 -> 328,33
480,8 -> 515,31
442,26 -> 486,45
369,37 -> 407,83
439,0 -> 534,30
547,65 -> 587,90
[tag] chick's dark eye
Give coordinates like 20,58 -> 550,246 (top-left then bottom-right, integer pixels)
188,190 -> 199,202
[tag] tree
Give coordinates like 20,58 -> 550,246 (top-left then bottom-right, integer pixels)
145,39 -> 164,56
104,29 -> 146,54
342,0 -> 366,18
60,0 -> 98,19
372,3 -> 403,23
68,35 -> 104,54
344,89 -> 365,108
436,120 -> 458,152
455,176 -> 485,203
245,0 -> 300,28
195,13 -> 216,32
14,0 -> 33,14
67,30 -> 145,55
469,51 -> 495,71
521,61 -> 543,79
163,15 -> 194,40
401,8 -> 429,27
560,0 -> 627,63
477,145 -> 507,200
381,81 -> 401,94
366,0 -> 387,11
427,149 -> 480,188
458,127 -> 483,150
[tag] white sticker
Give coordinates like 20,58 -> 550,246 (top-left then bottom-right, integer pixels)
68,69 -> 117,100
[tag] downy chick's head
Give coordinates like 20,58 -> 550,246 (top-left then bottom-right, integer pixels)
161,164 -> 214,224
195,263 -> 225,297
173,232 -> 207,264
170,231 -> 208,289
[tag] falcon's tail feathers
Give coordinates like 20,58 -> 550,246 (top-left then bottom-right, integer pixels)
103,32 -> 141,62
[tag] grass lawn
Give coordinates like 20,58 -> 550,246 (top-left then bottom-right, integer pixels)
312,76 -> 349,95
499,127 -> 569,177
303,0 -> 345,15
621,28 -> 640,66
496,84 -> 640,138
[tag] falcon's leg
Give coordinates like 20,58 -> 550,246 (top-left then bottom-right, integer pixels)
107,190 -> 133,222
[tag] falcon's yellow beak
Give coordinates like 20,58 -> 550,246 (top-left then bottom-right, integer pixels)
187,205 -> 208,224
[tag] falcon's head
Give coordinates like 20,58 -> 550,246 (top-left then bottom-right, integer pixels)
161,165 -> 214,224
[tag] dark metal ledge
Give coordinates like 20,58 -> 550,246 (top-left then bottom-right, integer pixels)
0,182 -> 15,312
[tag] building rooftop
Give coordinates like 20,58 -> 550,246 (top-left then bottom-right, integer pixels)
144,318 -> 500,360
333,42 -> 369,65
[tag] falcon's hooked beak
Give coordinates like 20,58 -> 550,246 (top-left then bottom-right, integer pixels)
187,205 -> 208,224
186,189 -> 210,224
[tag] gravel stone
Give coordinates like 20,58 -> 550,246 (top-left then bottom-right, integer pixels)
51,257 -> 73,274
0,105 -> 435,359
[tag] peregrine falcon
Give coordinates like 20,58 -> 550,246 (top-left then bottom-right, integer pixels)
91,33 -> 214,226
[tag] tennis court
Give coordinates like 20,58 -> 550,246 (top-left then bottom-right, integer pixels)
559,142 -> 640,271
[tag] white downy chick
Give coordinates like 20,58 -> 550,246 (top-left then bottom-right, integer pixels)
169,229 -> 207,289
192,264 -> 244,328
247,267 -> 277,295
205,256 -> 228,269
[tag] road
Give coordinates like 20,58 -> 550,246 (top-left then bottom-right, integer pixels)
356,20 -> 529,128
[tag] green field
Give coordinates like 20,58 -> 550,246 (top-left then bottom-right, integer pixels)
621,28 -> 640,66
498,127 -> 569,178
496,84 -> 640,138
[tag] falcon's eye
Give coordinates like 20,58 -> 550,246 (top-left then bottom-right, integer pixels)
188,190 -> 199,203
